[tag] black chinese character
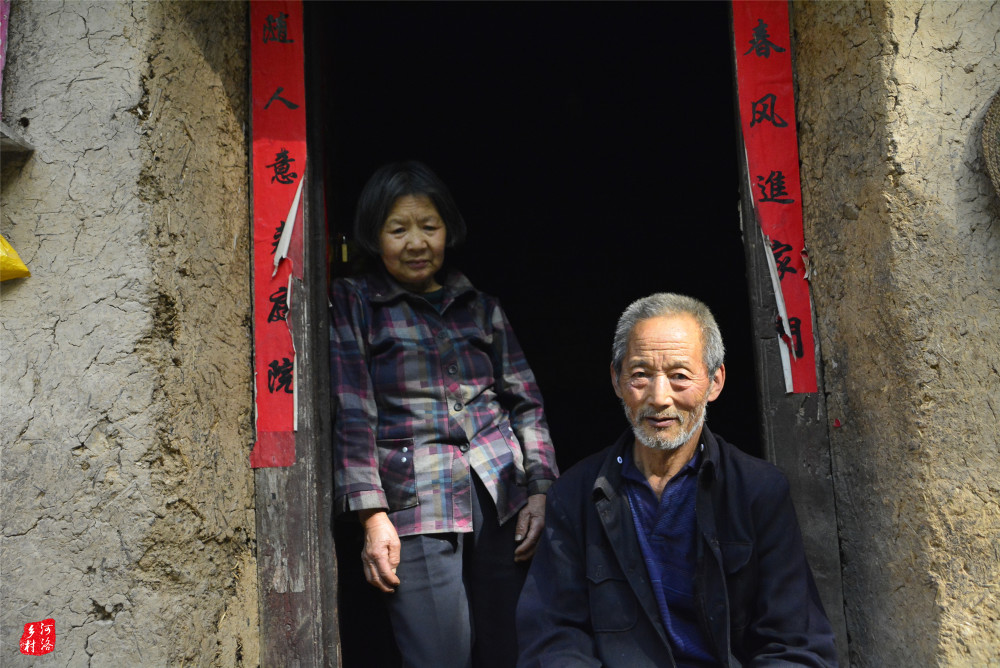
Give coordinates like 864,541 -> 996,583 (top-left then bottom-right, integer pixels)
775,315 -> 804,359
757,170 -> 795,204
770,238 -> 798,281
263,13 -> 294,44
267,357 -> 294,394
264,87 -> 300,111
750,93 -> 788,128
268,287 -> 289,323
744,19 -> 786,58
787,317 -> 804,358
271,220 -> 285,255
266,149 -> 298,185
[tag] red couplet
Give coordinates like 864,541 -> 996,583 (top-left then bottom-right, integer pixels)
249,1 -> 307,466
733,0 -> 818,393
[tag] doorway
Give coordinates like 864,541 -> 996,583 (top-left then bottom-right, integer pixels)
305,2 -> 757,664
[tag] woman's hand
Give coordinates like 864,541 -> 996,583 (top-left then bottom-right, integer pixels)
358,509 -> 401,592
513,493 -> 547,562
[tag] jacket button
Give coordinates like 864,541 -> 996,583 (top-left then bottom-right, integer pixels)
448,364 -> 458,374
454,402 -> 463,411
459,444 -> 469,453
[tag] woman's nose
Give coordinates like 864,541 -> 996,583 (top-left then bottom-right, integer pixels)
403,230 -> 426,249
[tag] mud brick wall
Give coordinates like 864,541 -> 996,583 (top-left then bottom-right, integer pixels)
1,2 -> 257,665
793,1 -> 1000,665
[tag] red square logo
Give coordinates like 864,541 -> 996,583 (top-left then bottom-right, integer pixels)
20,619 -> 55,656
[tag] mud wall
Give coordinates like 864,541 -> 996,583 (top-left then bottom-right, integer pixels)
1,2 -> 257,666
793,1 -> 1000,664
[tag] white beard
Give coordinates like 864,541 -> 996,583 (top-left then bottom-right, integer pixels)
624,399 -> 708,452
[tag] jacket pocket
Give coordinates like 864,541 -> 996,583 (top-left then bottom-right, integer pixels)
376,438 -> 418,511
586,565 -> 638,633
719,541 -> 753,629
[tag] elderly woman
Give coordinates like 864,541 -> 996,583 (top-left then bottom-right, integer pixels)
330,161 -> 559,668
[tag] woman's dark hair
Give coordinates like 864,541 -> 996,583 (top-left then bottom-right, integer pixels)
353,160 -> 467,256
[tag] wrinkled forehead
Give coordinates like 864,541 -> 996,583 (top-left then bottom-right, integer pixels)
626,314 -> 707,365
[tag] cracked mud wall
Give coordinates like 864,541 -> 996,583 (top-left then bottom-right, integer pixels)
792,1 -> 1000,665
1,2 -> 257,666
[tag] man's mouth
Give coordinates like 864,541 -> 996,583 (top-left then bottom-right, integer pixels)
642,413 -> 682,429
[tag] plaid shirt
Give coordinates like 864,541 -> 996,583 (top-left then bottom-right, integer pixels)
330,269 -> 558,537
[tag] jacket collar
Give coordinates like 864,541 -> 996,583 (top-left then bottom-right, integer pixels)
366,267 -> 477,308
593,425 -> 721,501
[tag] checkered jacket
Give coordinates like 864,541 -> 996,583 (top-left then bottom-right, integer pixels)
330,269 -> 558,536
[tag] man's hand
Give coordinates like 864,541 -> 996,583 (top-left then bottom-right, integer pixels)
359,509 -> 401,593
513,493 -> 547,562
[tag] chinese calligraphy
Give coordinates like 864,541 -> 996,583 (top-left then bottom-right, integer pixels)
770,238 -> 798,281
267,358 -> 294,394
750,93 -> 788,128
263,13 -> 294,43
744,19 -> 786,58
251,2 -> 307,465
264,86 -> 300,111
757,170 -> 795,203
734,0 -> 817,393
20,619 -> 55,656
266,149 -> 298,185
777,316 -> 805,358
271,220 -> 285,255
268,287 -> 289,323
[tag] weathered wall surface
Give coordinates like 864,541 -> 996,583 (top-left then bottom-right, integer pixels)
793,0 -> 1000,665
1,2 -> 257,666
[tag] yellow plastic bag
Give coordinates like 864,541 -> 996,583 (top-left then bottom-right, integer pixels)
0,233 -> 30,281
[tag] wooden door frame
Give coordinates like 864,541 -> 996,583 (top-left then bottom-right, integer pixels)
732,4 -> 848,655
250,3 -> 848,664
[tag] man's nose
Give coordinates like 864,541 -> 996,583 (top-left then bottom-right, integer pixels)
648,375 -> 674,408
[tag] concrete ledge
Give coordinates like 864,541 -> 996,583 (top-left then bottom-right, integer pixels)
0,120 -> 33,154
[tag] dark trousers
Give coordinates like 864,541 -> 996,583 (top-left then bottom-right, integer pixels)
385,476 -> 528,668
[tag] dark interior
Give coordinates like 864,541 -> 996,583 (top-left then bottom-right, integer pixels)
305,3 -> 757,664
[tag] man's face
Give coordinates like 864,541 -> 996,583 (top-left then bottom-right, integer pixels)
612,314 -> 725,452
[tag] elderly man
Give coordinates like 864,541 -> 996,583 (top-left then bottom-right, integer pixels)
516,293 -> 837,667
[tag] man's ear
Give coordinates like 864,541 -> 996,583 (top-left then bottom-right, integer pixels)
610,363 -> 623,399
707,363 -> 726,402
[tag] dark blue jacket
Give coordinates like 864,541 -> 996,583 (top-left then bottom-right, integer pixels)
516,427 -> 838,667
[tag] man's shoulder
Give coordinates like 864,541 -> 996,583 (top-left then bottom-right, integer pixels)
549,445 -> 614,497
711,430 -> 791,498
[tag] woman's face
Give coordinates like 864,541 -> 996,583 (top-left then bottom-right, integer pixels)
379,194 -> 447,293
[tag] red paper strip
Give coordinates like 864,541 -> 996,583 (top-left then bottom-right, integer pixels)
1,0 -> 10,108
249,1 -> 307,467
733,1 -> 817,393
